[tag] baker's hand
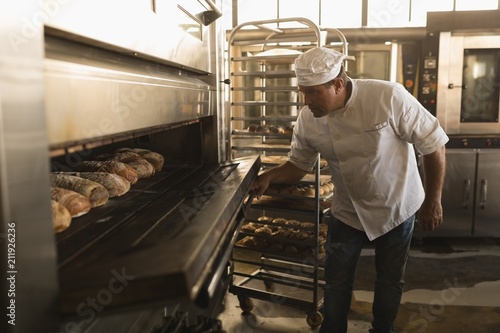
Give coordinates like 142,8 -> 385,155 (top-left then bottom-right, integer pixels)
250,175 -> 271,199
418,199 -> 443,232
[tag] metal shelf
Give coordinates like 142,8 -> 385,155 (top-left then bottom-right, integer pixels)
231,100 -> 302,106
231,86 -> 298,92
231,69 -> 296,78
232,54 -> 299,63
232,130 -> 292,138
231,116 -> 297,121
231,144 -> 291,153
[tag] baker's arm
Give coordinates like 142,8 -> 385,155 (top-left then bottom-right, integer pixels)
419,145 -> 446,231
250,161 -> 308,199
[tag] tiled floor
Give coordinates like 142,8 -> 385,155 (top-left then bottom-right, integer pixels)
218,238 -> 500,333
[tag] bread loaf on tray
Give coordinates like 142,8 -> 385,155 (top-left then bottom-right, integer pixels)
57,172 -> 130,197
120,158 -> 155,179
50,174 -> 109,207
51,200 -> 71,233
115,148 -> 164,172
50,187 -> 91,217
74,160 -> 139,184
96,152 -> 155,179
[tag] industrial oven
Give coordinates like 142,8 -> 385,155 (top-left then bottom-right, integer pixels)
1,1 -> 261,332
416,31 -> 500,237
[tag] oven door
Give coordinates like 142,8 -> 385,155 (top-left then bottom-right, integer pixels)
437,34 -> 500,135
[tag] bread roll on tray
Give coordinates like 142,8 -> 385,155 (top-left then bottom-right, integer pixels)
50,174 -> 109,208
74,160 -> 138,184
56,172 -> 130,197
51,200 -> 71,233
50,187 -> 91,217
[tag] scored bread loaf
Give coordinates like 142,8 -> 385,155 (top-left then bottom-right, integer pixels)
115,148 -> 164,172
97,151 -> 139,161
96,152 -> 155,178
50,174 -> 109,207
138,151 -> 164,172
50,187 -> 91,217
51,200 -> 72,233
57,172 -> 130,197
120,158 -> 155,178
74,160 -> 138,184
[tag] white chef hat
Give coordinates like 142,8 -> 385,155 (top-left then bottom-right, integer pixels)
295,47 -> 347,86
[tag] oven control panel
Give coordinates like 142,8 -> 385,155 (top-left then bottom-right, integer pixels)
447,136 -> 500,149
418,33 -> 439,116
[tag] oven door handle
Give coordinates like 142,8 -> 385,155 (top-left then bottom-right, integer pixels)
195,193 -> 255,308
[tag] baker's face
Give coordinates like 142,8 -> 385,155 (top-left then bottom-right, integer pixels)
298,82 -> 339,118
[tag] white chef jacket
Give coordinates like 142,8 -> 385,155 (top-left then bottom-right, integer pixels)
288,79 -> 449,240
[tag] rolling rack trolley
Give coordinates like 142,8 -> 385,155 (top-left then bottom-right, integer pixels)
225,18 -> 349,328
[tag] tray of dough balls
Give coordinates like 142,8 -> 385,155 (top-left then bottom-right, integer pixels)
235,216 -> 328,261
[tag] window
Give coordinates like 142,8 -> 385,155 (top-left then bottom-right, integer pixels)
321,0 -> 362,28
455,0 -> 498,11
238,0 -> 278,24
367,0 -> 411,27
234,0 -> 500,29
410,0 -> 454,26
278,0 -> 319,28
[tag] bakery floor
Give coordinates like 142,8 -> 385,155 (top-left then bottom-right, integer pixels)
218,237 -> 500,333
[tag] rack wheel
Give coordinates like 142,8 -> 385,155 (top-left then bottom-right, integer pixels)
306,311 -> 323,328
237,295 -> 254,314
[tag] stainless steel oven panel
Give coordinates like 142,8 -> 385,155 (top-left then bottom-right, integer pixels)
437,33 -> 500,135
44,36 -> 212,148
1,3 -> 59,332
44,0 -> 215,73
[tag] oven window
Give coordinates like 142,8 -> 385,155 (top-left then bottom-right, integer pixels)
461,48 -> 500,123
348,50 -> 390,81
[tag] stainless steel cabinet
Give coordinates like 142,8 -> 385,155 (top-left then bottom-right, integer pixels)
417,148 -> 500,237
440,149 -> 476,236
473,150 -> 500,236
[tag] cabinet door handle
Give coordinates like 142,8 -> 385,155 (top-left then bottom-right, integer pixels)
479,179 -> 487,209
462,179 -> 471,209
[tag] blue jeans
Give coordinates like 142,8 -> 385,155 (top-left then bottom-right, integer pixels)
319,215 -> 415,333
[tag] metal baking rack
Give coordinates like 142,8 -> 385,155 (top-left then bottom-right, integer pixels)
226,17 -> 348,328
230,153 -> 327,328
